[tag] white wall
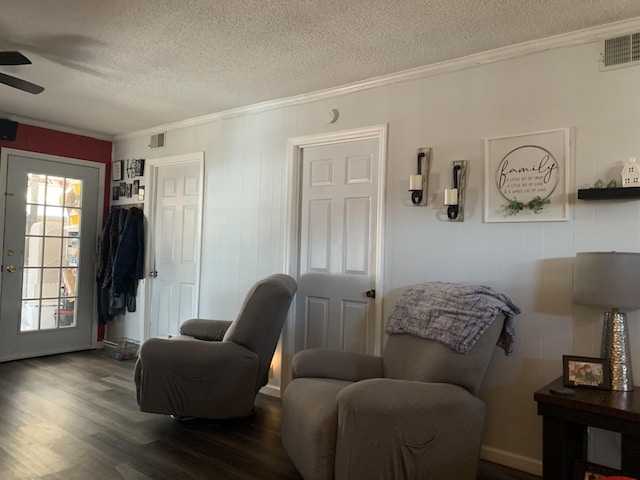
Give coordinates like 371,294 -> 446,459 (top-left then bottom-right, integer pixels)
111,39 -> 640,474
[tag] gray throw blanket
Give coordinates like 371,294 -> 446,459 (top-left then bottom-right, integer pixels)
385,282 -> 521,355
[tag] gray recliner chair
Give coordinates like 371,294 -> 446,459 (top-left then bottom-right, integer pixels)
134,273 -> 297,420
281,315 -> 504,480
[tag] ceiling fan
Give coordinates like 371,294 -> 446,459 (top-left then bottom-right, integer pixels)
0,51 -> 44,95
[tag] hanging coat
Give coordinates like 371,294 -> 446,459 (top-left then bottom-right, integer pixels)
96,207 -> 144,323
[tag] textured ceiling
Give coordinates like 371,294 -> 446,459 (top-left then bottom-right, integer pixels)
1,0 -> 640,138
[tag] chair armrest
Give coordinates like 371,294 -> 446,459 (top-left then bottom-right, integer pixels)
334,379 -> 486,480
179,318 -> 233,340
336,378 -> 483,419
292,348 -> 384,382
138,337 -> 256,373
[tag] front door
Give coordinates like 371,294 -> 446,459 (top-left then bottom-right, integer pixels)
148,158 -> 203,338
297,138 -> 380,354
0,152 -> 101,361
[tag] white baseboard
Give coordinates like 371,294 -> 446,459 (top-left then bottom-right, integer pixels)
259,384 -> 281,398
481,445 -> 542,477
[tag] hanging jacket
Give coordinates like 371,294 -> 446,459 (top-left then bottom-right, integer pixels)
97,208 -> 122,323
96,207 -> 144,322
112,207 -> 144,295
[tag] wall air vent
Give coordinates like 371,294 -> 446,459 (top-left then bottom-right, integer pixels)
149,132 -> 165,148
600,33 -> 640,71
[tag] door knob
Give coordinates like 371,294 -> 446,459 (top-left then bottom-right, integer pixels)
6,265 -> 15,273
365,289 -> 375,299
149,270 -> 158,278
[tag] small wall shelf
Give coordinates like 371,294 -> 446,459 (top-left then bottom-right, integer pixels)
577,187 -> 640,200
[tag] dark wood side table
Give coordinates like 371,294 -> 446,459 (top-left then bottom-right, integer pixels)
534,377 -> 640,480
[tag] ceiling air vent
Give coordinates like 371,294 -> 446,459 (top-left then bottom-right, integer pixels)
149,132 -> 165,149
600,33 -> 640,71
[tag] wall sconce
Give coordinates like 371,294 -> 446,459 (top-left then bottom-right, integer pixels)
409,148 -> 431,206
444,160 -> 467,221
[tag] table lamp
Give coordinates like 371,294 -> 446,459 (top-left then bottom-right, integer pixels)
573,251 -> 640,391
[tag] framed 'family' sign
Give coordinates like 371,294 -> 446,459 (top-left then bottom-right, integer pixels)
484,128 -> 570,222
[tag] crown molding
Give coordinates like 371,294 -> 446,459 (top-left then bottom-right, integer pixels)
115,16 -> 640,142
0,111 -> 113,142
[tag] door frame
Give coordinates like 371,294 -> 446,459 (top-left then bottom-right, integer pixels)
282,124 -> 388,387
0,147 -> 106,350
143,151 -> 205,340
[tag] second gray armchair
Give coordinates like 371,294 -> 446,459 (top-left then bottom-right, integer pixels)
281,316 -> 504,480
134,273 -> 297,420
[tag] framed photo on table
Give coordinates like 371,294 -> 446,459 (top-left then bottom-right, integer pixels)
563,355 -> 610,390
484,128 -> 570,222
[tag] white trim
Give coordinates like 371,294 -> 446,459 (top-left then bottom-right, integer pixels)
115,17 -> 640,142
0,344 -> 98,363
259,384 -> 280,398
0,147 -> 106,347
281,124 -> 388,387
143,152 -> 205,340
0,112 -> 114,142
480,445 -> 543,477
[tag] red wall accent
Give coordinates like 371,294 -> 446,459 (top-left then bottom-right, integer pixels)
0,122 -> 112,341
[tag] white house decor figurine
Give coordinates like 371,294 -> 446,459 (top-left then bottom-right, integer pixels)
621,157 -> 640,187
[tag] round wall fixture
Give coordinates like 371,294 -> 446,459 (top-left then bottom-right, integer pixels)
324,109 -> 339,124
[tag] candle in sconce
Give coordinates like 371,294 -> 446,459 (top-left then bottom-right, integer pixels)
444,188 -> 458,205
409,174 -> 422,191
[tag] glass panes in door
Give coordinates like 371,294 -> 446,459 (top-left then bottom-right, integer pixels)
21,174 -> 82,332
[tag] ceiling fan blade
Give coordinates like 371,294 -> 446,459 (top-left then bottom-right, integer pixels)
0,72 -> 44,94
0,51 -> 31,66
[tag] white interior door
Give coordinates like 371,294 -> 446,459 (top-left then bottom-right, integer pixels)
297,138 -> 379,354
0,152 -> 101,361
148,158 -> 203,338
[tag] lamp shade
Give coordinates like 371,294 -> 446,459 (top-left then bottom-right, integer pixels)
573,252 -> 640,311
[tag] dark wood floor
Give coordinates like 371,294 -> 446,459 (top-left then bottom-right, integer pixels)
0,350 -> 540,480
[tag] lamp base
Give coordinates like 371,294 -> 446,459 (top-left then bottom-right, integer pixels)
601,310 -> 634,391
